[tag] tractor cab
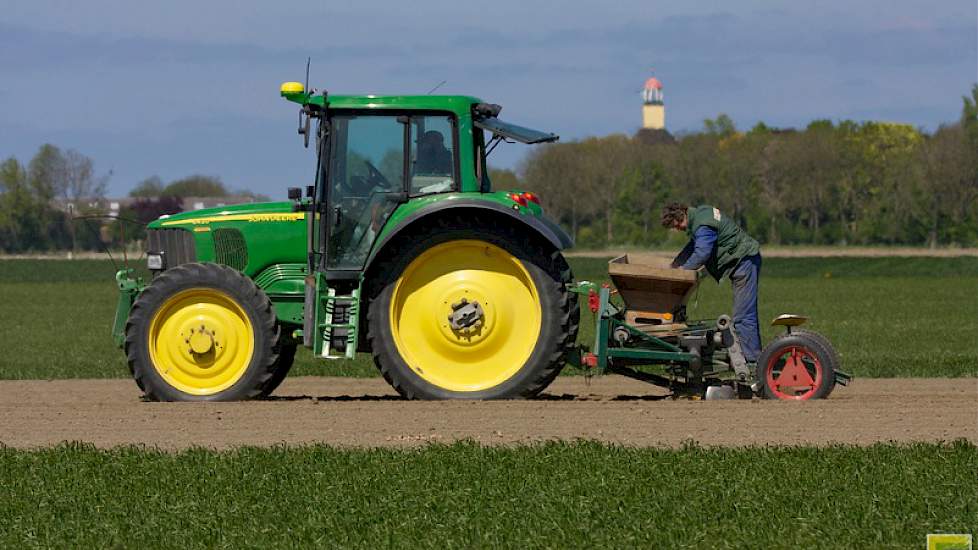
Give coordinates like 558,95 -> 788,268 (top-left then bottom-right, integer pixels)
279,83 -> 572,372
281,85 -> 559,280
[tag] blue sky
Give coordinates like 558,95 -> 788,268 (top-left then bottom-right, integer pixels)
1,0 -> 975,198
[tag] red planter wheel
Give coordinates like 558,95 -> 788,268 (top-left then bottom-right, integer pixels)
765,346 -> 822,400
757,332 -> 838,400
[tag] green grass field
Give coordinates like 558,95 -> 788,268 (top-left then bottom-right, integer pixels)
1,259 -> 975,549
0,257 -> 976,379
1,441 -> 974,548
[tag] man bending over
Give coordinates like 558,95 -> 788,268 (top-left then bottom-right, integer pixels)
661,203 -> 763,364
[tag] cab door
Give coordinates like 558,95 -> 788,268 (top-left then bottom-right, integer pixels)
321,113 -> 408,275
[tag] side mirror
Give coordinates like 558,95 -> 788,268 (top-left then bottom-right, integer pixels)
288,187 -> 302,201
306,185 -> 314,198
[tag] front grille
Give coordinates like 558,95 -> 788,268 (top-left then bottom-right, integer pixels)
213,228 -> 248,271
147,228 -> 196,269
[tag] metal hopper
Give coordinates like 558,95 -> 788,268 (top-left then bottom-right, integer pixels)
608,254 -> 699,330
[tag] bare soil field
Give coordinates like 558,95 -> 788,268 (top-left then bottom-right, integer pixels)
1,376 -> 974,449
566,247 -> 978,258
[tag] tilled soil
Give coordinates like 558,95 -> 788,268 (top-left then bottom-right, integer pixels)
0,377 -> 974,449
565,247 -> 978,258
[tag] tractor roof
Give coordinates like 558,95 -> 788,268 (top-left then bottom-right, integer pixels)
279,83 -> 557,143
283,89 -> 484,116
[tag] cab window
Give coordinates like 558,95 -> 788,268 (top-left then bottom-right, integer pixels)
409,115 -> 456,195
325,114 -> 404,269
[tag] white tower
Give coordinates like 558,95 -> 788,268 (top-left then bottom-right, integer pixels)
642,76 -> 665,130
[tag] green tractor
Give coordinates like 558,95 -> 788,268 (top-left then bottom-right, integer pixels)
113,82 -> 580,401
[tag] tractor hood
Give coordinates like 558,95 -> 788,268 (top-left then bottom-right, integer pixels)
148,201 -> 298,229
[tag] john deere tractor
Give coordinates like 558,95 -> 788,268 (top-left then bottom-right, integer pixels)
113,82 -> 580,401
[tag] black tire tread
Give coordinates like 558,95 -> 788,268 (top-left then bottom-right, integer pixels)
787,328 -> 841,398
756,330 -> 838,400
366,214 -> 578,400
124,262 -> 280,402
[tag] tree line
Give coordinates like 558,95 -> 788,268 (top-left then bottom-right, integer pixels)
507,86 -> 978,249
0,145 -> 262,253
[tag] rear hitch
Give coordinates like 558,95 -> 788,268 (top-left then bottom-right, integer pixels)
834,370 -> 853,386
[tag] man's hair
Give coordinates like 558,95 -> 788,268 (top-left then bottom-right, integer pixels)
660,202 -> 688,228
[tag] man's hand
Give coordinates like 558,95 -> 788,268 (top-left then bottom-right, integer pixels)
672,240 -> 695,268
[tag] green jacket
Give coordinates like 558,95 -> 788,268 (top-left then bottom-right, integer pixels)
686,205 -> 760,281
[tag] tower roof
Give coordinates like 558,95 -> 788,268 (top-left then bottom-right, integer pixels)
644,77 -> 663,90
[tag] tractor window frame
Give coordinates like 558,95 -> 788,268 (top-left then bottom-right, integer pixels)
314,109 -> 460,276
319,109 -> 460,200
406,112 -> 460,199
325,111 -> 409,199
474,127 -> 490,192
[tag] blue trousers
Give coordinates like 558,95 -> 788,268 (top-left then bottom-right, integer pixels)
730,254 -> 762,362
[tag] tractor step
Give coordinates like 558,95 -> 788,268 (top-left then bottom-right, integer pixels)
320,288 -> 360,360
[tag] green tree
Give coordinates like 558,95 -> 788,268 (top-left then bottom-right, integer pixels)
60,149 -> 109,201
162,175 -> 228,197
379,150 -> 404,185
917,125 -> 978,246
961,83 -> 978,146
488,168 -> 519,188
27,144 -> 65,201
703,114 -> 737,137
130,176 -> 165,198
614,160 -> 669,244
0,157 -> 50,252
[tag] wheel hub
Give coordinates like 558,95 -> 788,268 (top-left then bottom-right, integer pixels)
766,346 -> 822,400
187,325 -> 217,356
447,298 -> 484,331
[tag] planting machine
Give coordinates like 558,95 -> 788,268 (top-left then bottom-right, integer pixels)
569,255 -> 850,400
112,81 -> 849,402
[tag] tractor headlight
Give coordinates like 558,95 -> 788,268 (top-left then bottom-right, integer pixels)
147,253 -> 164,270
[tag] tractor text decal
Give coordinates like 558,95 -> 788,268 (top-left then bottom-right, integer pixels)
161,213 -> 304,226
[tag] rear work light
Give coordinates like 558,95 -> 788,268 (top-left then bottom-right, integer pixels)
508,193 -> 528,207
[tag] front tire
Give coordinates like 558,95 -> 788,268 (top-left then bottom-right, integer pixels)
125,262 -> 280,401
367,221 -> 578,399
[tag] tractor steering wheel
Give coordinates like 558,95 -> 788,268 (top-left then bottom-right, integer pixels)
363,159 -> 393,191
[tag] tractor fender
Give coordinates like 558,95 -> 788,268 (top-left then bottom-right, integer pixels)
365,199 -> 573,272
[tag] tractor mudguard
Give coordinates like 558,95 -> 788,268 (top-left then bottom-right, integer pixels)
364,198 -> 573,271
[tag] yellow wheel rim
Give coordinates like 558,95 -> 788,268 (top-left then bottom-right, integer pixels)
389,240 -> 542,392
148,288 -> 255,396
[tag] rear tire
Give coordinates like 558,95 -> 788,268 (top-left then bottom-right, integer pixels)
756,331 -> 837,400
125,262 -> 280,401
367,218 -> 578,399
